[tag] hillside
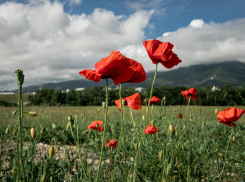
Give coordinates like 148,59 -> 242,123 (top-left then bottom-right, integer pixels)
10,60 -> 245,93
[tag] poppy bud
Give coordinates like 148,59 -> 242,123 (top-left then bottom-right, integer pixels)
98,109 -> 101,113
236,132 -> 239,136
135,144 -> 138,151
6,127 -> 9,134
83,113 -> 85,116
159,151 -> 163,159
233,136 -> 236,142
215,109 -> 218,115
30,128 -> 36,139
169,125 -> 175,135
66,122 -> 71,130
49,146 -> 54,157
41,172 -> 47,182
28,111 -> 37,117
178,105 -> 181,109
85,130 -> 88,134
68,115 -> 73,122
142,115 -> 145,121
163,96 -> 166,105
134,123 -> 136,127
102,101 -> 106,109
15,69 -> 25,85
131,129 -> 134,132
219,153 -> 223,158
12,110 -> 17,115
178,113 -> 182,119
133,137 -> 137,144
164,117 -> 167,120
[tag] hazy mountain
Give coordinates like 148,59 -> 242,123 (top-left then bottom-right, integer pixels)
10,60 -> 245,93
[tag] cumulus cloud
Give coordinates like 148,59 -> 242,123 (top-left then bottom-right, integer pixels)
0,0 -> 154,90
190,19 -> 204,28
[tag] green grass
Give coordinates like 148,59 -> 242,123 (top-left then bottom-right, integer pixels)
1,105 -> 245,181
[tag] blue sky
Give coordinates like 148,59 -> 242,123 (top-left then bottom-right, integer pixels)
0,0 -> 245,90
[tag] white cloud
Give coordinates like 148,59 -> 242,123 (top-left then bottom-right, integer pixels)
69,0 -> 82,6
190,19 -> 204,28
0,0 -> 154,90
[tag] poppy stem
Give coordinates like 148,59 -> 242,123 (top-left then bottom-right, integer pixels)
133,63 -> 158,182
109,148 -> 112,182
145,63 -> 158,128
185,97 -> 191,116
111,83 -> 124,182
219,126 -> 233,181
96,78 -> 109,182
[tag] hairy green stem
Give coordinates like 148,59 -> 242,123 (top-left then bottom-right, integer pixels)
133,63 -> 158,182
96,78 -> 109,182
219,126 -> 233,181
111,83 -> 124,182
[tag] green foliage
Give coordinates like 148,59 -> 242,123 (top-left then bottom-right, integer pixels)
0,100 -> 17,107
27,84 -> 245,106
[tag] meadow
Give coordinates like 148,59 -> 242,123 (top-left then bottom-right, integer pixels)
1,104 -> 245,181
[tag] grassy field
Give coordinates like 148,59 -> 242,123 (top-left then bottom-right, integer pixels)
0,94 -> 29,104
1,105 -> 245,181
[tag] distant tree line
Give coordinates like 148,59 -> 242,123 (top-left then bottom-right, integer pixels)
27,84 -> 245,106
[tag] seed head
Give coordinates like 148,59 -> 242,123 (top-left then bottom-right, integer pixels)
49,146 -> 54,157
215,108 -> 218,115
12,110 -> 17,115
30,128 -> 36,139
169,125 -> 175,135
233,136 -> 236,142
15,69 -> 25,85
28,111 -> 37,117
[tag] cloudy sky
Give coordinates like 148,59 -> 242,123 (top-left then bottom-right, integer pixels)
0,0 -> 245,91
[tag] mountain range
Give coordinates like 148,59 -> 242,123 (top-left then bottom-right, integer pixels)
9,60 -> 245,93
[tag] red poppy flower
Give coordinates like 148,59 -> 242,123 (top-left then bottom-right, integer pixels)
144,124 -> 160,134
79,51 -> 145,85
143,39 -> 182,69
115,92 -> 142,111
217,107 -> 245,127
106,139 -> 118,150
178,113 -> 182,119
181,87 -> 198,101
147,96 -> 161,105
87,121 -> 104,132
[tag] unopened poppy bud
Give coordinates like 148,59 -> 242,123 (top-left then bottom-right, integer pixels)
133,137 -> 137,144
164,117 -> 167,120
178,113 -> 182,119
233,136 -> 236,142
85,130 -> 88,133
83,113 -> 85,116
134,144 -> 138,151
12,110 -> 17,115
163,96 -> 166,105
215,109 -> 218,115
150,120 -> 153,125
49,146 -> 54,157
102,101 -> 106,109
178,105 -> 181,109
131,129 -> 134,132
6,127 -> 9,134
28,111 -> 37,116
41,172 -> 46,182
98,109 -> 101,113
142,115 -> 145,121
169,125 -> 175,135
68,115 -> 73,122
219,153 -> 223,158
67,122 -> 71,130
236,132 -> 239,136
159,151 -> 163,159
15,69 -> 25,85
134,123 -> 136,127
30,128 -> 36,139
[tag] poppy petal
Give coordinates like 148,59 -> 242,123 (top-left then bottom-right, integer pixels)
79,69 -> 101,82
